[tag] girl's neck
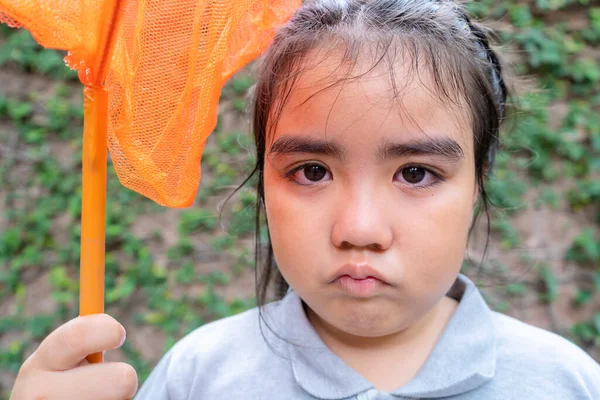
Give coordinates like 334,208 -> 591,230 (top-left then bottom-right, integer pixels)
305,295 -> 459,391
305,295 -> 458,351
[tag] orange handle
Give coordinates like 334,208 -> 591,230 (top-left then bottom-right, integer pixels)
78,0 -> 125,365
79,86 -> 108,364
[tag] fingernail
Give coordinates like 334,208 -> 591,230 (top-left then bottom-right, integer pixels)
119,326 -> 127,347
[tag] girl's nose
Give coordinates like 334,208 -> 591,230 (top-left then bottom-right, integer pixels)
330,190 -> 393,251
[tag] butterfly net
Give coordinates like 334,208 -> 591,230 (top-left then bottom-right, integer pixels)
0,0 -> 299,207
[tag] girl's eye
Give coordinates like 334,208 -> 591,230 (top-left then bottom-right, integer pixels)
286,163 -> 331,185
285,163 -> 442,188
394,166 -> 443,188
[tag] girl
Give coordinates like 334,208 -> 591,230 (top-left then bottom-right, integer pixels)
11,1 -> 600,399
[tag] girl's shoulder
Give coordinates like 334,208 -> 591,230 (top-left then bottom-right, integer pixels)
490,309 -> 597,362
175,304 -> 264,352
489,310 -> 600,397
168,299 -> 287,365
134,300 -> 291,400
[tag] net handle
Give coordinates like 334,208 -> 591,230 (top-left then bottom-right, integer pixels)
79,0 -> 126,364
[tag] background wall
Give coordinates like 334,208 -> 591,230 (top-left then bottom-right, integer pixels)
0,1 -> 598,398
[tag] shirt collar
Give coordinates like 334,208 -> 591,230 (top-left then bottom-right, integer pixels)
270,273 -> 496,399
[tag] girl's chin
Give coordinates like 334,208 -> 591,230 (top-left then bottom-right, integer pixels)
308,300 -> 416,337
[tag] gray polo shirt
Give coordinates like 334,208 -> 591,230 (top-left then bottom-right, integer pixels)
134,274 -> 600,399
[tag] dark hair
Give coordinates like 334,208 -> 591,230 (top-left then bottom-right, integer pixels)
231,0 -> 511,328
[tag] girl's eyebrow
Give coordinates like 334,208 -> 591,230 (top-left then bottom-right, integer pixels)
268,135 -> 464,163
269,135 -> 345,160
377,137 -> 464,163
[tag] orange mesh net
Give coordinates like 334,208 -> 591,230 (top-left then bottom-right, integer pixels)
0,0 -> 299,207
1,0 -> 299,364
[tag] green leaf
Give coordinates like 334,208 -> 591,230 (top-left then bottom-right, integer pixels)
232,98 -> 246,113
505,283 -> 528,296
49,266 -> 78,291
175,261 -> 196,285
7,100 -> 33,121
539,264 -> 558,303
178,209 -> 217,234
210,234 -> 235,251
509,4 -> 533,27
573,290 -> 594,307
26,314 -> 57,339
569,58 -> 600,83
593,313 -> 600,334
573,322 -> 596,342
229,76 -> 254,95
565,228 -> 600,265
0,227 -> 22,259
106,277 -> 136,303
142,311 -> 166,325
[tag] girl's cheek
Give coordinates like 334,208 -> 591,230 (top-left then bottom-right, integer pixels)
265,181 -> 328,244
264,169 -> 335,281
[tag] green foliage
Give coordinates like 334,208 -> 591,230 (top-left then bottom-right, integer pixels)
504,282 -> 528,297
105,276 -> 136,303
486,166 -> 528,212
217,130 -> 252,156
0,340 -> 26,374
565,228 -> 600,266
571,313 -> 600,347
491,214 -> 521,249
214,162 -> 238,187
232,98 -> 247,113
178,209 -> 217,234
167,238 -> 195,260
536,187 -> 560,208
228,203 -> 256,237
539,264 -> 559,304
211,234 -> 235,251
228,75 -> 254,95
568,180 -> 600,218
573,289 -> 594,307
175,260 -> 196,284
0,30 -> 77,79
224,74 -> 253,114
0,98 -> 33,121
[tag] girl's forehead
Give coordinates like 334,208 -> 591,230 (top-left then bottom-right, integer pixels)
272,48 -> 473,153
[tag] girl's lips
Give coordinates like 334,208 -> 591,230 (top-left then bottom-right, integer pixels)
331,263 -> 389,284
334,275 -> 386,297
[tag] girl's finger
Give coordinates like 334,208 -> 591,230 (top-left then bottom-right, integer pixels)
18,362 -> 138,400
27,314 -> 126,372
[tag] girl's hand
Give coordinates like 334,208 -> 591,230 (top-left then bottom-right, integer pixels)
10,314 -> 138,400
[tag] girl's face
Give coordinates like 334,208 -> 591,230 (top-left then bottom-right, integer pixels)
263,50 -> 477,338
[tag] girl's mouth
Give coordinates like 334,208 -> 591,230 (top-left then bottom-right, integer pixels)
334,275 -> 387,297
